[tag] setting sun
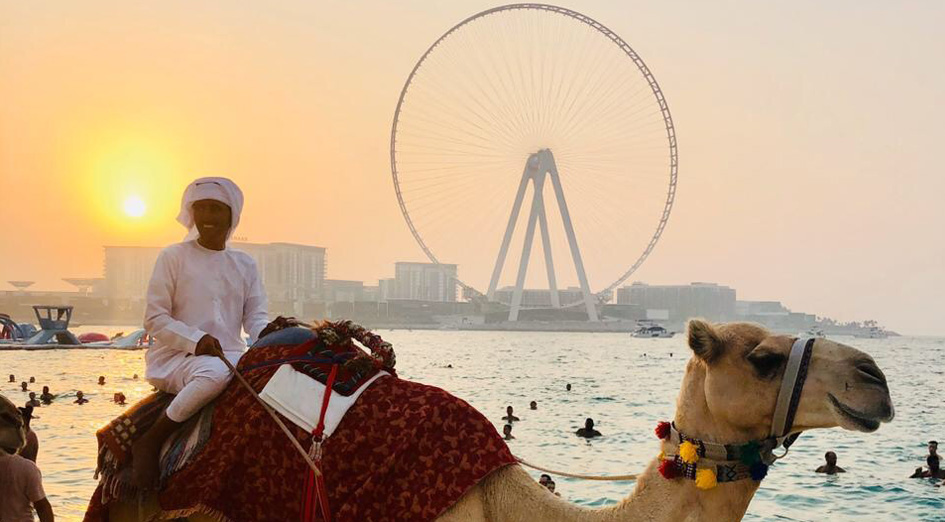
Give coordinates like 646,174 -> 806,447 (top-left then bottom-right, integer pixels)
122,195 -> 146,218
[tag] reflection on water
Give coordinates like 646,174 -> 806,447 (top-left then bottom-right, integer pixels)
3,328 -> 943,521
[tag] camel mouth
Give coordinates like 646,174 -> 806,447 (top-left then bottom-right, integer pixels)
828,394 -> 892,432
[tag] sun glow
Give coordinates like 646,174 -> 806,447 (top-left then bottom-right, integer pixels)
122,195 -> 146,218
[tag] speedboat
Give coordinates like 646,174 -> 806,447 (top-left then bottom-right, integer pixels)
802,327 -> 826,338
854,326 -> 888,339
632,324 -> 674,338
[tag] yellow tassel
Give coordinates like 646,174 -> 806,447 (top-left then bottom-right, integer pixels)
679,441 -> 699,464
695,468 -> 717,490
658,451 -> 665,461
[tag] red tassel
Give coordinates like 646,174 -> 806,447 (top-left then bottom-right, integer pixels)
658,459 -> 677,479
655,421 -> 671,440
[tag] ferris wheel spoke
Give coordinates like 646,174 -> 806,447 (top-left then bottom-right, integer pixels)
562,75 -> 656,143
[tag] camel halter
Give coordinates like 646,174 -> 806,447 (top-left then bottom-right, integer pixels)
654,337 -> 816,488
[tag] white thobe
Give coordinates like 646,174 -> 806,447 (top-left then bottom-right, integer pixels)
144,240 -> 269,421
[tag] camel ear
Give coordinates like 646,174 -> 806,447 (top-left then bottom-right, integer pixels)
688,319 -> 723,363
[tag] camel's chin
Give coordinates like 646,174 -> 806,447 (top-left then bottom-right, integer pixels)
828,394 -> 891,433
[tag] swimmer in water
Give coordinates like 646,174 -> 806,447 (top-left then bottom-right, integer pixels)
576,417 -> 602,438
502,405 -> 520,422
814,451 -> 846,474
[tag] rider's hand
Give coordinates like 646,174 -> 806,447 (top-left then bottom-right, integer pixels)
258,316 -> 300,339
194,334 -> 224,358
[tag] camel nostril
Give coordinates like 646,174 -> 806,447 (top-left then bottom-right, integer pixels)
856,363 -> 886,386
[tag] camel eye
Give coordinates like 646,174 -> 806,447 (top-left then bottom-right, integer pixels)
747,351 -> 785,379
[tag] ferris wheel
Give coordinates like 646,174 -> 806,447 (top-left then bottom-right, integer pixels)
391,4 -> 677,321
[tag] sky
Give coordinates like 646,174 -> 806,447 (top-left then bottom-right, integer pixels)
1,1 -> 943,335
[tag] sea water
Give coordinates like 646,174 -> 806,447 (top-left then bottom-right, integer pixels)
2,329 -> 943,521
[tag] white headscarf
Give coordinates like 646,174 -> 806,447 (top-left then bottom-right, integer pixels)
176,177 -> 244,241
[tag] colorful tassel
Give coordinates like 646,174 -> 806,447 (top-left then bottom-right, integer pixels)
750,462 -> 769,481
658,459 -> 678,479
695,468 -> 717,490
658,451 -> 665,461
655,421 -> 671,440
679,441 -> 700,464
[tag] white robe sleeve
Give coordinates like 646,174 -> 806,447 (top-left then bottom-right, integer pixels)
242,259 -> 269,344
144,249 -> 206,355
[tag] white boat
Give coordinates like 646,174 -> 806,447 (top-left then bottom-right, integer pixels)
802,328 -> 826,338
854,326 -> 888,339
632,324 -> 674,338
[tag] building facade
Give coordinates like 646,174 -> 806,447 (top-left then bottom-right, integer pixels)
393,262 -> 458,302
492,287 -> 586,308
616,282 -> 736,322
103,242 -> 326,309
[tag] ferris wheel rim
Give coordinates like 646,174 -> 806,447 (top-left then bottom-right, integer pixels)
390,3 -> 679,303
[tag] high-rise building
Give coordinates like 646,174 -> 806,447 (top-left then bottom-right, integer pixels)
492,287 -> 586,308
103,242 -> 326,307
393,262 -> 458,302
323,279 -> 364,303
103,247 -> 162,302
616,282 -> 736,322
233,242 -> 326,303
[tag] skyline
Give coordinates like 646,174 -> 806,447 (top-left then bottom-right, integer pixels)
1,1 -> 943,335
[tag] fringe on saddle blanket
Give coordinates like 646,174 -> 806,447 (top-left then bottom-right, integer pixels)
90,391 -> 215,505
84,340 -> 517,522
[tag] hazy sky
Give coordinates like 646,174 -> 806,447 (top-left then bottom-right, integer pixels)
1,1 -> 942,335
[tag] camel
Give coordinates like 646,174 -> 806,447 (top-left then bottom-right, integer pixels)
108,320 -> 894,522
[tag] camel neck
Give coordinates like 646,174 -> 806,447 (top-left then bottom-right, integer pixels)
671,361 -> 768,444
613,458 -> 760,522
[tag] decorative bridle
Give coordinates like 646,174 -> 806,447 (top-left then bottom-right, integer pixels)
655,337 -> 816,489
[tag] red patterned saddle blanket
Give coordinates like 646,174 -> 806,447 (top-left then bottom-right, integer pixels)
84,324 -> 516,522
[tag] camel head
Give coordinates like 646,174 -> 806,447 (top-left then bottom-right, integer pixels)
0,393 -> 27,455
677,320 -> 894,443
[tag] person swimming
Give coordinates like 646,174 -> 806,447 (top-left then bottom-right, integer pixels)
576,417 -> 602,438
74,391 -> 88,405
28,377 -> 35,384
20,382 -> 28,392
39,386 -> 53,405
98,376 -> 106,386
547,480 -> 561,496
566,383 -> 572,391
113,392 -> 127,406
25,392 -> 40,408
529,400 -> 537,410
910,455 -> 945,479
8,374 -> 14,383
502,424 -> 515,441
502,405 -> 520,422
815,451 -> 846,474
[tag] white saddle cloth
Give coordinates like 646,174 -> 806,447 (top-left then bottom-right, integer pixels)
259,364 -> 390,438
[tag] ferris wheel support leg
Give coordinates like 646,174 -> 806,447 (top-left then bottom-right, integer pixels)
542,150 -> 599,322
487,157 -> 536,301
536,183 -> 560,308
509,173 -> 545,321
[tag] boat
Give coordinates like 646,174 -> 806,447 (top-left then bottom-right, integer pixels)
632,323 -> 675,338
854,326 -> 888,339
802,327 -> 826,338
